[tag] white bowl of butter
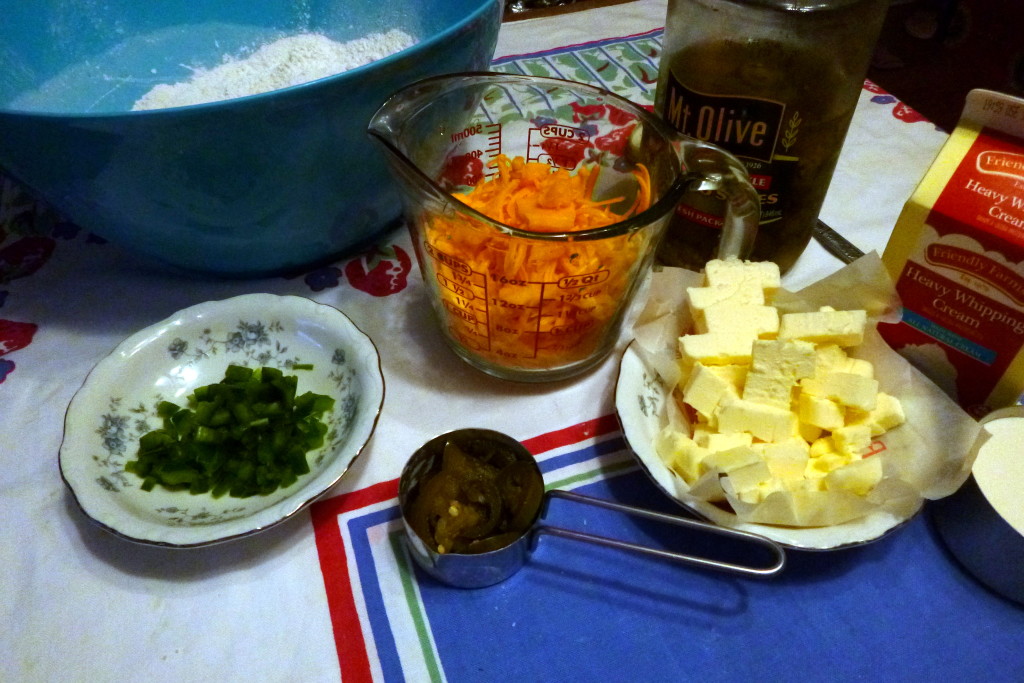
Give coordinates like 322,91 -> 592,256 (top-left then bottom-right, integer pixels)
617,254 -> 982,550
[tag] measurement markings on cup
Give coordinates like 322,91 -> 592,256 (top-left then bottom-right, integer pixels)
426,244 -> 490,350
425,245 -> 613,360
474,122 -> 502,178
483,122 -> 502,161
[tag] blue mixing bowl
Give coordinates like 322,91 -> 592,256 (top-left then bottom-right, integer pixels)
0,0 -> 501,276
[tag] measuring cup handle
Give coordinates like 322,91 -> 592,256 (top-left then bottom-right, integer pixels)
674,137 -> 760,261
535,489 -> 785,578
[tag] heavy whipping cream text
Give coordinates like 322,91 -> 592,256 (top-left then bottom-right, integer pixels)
881,90 -> 1024,416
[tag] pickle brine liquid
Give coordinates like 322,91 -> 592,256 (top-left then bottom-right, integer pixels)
653,0 -> 888,273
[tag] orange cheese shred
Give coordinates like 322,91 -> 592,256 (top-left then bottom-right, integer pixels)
423,155 -> 655,371
453,154 -> 649,233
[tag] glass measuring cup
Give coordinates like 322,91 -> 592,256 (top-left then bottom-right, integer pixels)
368,73 -> 758,381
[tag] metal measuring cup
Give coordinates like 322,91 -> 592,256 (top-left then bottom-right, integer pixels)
398,428 -> 786,588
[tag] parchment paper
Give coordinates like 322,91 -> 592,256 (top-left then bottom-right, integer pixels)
631,253 -> 983,527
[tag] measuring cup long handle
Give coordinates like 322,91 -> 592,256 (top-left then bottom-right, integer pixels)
535,489 -> 786,578
675,137 -> 761,261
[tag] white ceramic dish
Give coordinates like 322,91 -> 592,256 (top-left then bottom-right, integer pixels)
614,342 -> 916,551
59,293 -> 385,547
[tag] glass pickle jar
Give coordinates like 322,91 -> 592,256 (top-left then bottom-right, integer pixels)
653,0 -> 889,273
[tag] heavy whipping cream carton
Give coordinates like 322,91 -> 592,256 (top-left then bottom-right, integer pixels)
881,89 -> 1024,417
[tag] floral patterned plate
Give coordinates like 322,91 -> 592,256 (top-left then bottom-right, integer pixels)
59,293 -> 385,547
614,342 -> 917,551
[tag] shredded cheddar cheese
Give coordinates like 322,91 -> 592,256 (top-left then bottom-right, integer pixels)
453,155 -> 650,233
423,155 -> 654,371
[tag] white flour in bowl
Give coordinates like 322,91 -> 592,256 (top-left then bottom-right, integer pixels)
132,29 -> 417,110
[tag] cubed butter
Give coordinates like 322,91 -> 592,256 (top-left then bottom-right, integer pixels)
704,258 -> 781,296
702,302 -> 779,338
742,370 -> 795,409
696,429 -> 754,452
662,260 -> 903,514
846,392 -> 906,436
687,279 -> 764,319
825,456 -> 884,496
751,339 -> 817,380
798,392 -> 845,431
808,435 -> 837,459
814,344 -> 874,379
832,424 -> 872,459
806,450 -> 852,478
785,477 -> 827,493
654,428 -> 709,483
797,420 -> 823,443
755,440 -> 811,481
679,332 -> 755,366
801,371 -> 879,411
700,445 -> 762,476
717,396 -> 797,443
683,363 -> 745,418
724,458 -> 773,494
779,307 -> 867,347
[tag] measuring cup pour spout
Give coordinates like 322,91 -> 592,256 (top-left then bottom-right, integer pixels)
367,77 -> 443,195
367,72 -> 761,382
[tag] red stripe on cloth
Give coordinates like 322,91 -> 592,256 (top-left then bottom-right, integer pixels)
311,478 -> 399,683
520,413 -> 621,455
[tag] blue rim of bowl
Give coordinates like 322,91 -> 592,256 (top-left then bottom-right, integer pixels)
58,293 -> 386,548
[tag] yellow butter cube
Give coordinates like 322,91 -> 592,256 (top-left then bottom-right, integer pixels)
846,392 -> 906,436
841,357 -> 875,378
717,396 -> 797,443
814,344 -> 848,374
743,370 -> 795,409
779,307 -> 867,347
825,456 -> 884,496
687,279 -> 765,319
814,344 -> 874,378
755,440 -> 811,481
654,428 -> 709,483
797,420 -> 823,443
832,424 -> 872,459
683,363 -> 745,419
703,302 -> 779,338
805,450 -> 852,478
704,258 -> 781,296
725,470 -> 779,505
798,391 -> 845,430
801,371 -> 879,411
725,459 -> 774,494
690,425 -> 713,445
785,477 -> 827,493
751,339 -> 817,379
679,332 -> 755,366
697,430 -> 754,452
700,445 -> 762,478
808,435 -> 837,459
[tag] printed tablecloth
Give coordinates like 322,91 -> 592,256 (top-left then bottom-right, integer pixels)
3,1 -> 1022,681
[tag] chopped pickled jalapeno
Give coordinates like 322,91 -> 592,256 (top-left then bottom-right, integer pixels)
407,440 -> 544,554
124,364 -> 334,498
